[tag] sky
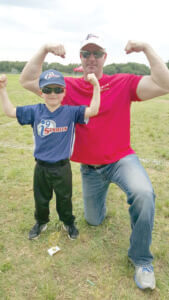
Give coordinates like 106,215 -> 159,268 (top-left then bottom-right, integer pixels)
0,0 -> 169,66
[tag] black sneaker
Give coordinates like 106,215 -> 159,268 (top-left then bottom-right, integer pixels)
63,223 -> 79,240
29,223 -> 47,240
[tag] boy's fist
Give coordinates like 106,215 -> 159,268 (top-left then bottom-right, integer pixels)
87,73 -> 99,86
0,74 -> 7,88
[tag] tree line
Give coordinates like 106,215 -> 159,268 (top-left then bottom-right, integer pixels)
0,60 -> 169,75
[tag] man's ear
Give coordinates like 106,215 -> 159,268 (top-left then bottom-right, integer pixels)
104,53 -> 107,61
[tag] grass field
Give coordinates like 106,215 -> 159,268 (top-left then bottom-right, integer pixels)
0,74 -> 169,300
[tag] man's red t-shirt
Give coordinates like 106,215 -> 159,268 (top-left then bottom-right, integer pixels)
62,73 -> 142,164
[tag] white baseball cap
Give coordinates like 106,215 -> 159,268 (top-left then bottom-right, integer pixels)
80,34 -> 105,50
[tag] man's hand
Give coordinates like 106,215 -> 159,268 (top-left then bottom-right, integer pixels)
44,44 -> 66,58
0,74 -> 7,89
125,40 -> 148,54
87,73 -> 99,86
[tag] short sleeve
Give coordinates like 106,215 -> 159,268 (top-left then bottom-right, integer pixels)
70,105 -> 87,124
129,74 -> 143,101
16,105 -> 36,125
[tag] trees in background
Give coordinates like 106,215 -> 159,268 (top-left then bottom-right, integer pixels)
0,61 -> 27,73
1,60 -> 169,75
103,62 -> 150,75
0,61 -> 81,74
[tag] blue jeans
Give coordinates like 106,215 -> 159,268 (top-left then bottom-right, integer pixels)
80,154 -> 155,266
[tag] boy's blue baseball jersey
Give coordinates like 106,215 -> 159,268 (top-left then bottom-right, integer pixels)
16,104 -> 87,163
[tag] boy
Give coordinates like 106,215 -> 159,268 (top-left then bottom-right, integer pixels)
0,69 -> 100,240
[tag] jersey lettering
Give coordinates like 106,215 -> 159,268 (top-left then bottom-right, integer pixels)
37,119 -> 68,137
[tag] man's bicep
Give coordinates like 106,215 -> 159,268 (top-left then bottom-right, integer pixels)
20,77 -> 41,96
136,75 -> 169,101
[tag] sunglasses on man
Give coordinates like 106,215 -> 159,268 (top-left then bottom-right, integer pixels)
80,50 -> 105,59
41,86 -> 65,94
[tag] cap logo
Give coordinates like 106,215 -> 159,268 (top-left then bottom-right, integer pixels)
86,34 -> 98,40
44,72 -> 60,80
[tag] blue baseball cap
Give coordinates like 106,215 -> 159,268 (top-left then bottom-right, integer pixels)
39,69 -> 65,88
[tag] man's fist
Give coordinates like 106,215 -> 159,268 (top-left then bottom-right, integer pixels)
45,44 -> 66,58
125,40 -> 148,54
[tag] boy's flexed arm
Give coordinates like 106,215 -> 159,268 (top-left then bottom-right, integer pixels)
85,73 -> 100,118
0,75 -> 16,118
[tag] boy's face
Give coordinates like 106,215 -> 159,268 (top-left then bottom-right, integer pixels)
40,84 -> 65,111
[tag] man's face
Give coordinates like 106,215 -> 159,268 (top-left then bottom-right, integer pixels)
80,44 -> 107,79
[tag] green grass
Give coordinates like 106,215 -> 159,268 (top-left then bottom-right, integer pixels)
0,74 -> 169,299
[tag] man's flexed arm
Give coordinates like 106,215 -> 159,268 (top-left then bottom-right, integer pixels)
20,44 -> 66,96
125,40 -> 169,100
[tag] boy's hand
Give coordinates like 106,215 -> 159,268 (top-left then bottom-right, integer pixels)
0,74 -> 7,89
87,73 -> 99,86
44,44 -> 66,58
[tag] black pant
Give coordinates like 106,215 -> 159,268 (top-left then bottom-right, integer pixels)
33,159 -> 75,225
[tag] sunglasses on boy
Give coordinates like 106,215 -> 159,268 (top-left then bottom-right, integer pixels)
80,50 -> 105,59
41,86 -> 65,94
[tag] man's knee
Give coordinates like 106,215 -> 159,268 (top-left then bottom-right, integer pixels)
129,189 -> 155,221
85,214 -> 105,226
128,187 -> 155,205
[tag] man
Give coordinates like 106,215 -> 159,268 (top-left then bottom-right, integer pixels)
19,34 -> 169,290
